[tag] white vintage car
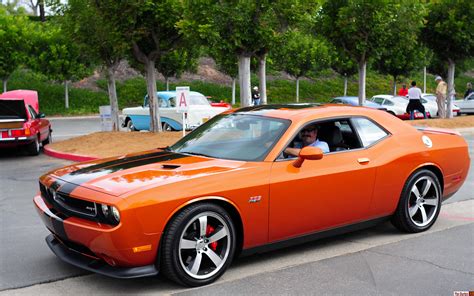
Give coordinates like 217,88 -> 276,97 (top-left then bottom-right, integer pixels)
122,91 -> 230,131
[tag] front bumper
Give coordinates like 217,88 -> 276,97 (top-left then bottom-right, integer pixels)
46,234 -> 158,279
34,194 -> 161,277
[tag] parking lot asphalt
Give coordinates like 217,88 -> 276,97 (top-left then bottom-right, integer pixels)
0,118 -> 473,295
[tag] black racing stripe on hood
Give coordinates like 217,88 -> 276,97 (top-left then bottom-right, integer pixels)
59,152 -> 189,187
71,151 -> 170,175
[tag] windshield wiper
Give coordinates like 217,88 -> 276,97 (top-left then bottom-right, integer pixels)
180,151 -> 213,158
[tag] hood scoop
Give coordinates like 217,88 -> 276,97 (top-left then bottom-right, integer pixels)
161,164 -> 181,170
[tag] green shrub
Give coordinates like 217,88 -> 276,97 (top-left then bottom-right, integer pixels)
5,68 -> 472,116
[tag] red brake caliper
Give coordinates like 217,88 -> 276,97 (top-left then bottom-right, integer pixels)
206,225 -> 218,251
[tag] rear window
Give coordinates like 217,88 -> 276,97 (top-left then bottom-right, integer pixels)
0,100 -> 28,120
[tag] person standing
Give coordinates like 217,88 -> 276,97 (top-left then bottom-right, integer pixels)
398,84 -> 408,96
406,81 -> 426,120
465,82 -> 473,99
435,76 -> 447,118
252,86 -> 261,106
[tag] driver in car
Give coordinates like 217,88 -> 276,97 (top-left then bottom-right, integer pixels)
284,125 -> 330,157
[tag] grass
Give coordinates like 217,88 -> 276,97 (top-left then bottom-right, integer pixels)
4,67 -> 473,116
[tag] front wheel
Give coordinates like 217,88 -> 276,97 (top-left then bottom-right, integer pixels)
161,203 -> 236,287
162,122 -> 173,131
126,119 -> 137,132
391,169 -> 442,233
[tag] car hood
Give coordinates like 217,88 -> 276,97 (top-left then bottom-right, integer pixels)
50,150 -> 246,197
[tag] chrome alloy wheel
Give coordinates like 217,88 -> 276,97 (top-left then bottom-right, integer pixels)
407,176 -> 440,227
178,212 -> 231,280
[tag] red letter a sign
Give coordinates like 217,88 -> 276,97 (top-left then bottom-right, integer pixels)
179,92 -> 187,108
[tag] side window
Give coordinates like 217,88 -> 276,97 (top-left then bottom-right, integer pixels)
373,97 -> 384,105
352,117 -> 388,147
159,97 -> 169,108
383,100 -> 394,106
279,118 -> 363,159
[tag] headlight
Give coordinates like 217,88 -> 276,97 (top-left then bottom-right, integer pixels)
111,206 -> 120,222
99,204 -> 120,225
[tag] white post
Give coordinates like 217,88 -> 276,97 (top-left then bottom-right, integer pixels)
166,78 -> 170,91
2,79 -> 7,93
358,60 -> 366,106
258,54 -> 267,104
423,67 -> 427,94
238,55 -> 251,107
182,113 -> 186,137
447,60 -> 455,118
65,80 -> 69,109
296,78 -> 300,102
343,75 -> 348,96
231,78 -> 236,105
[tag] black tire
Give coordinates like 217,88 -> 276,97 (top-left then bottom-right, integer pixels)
391,169 -> 442,233
126,119 -> 137,131
162,122 -> 173,131
42,130 -> 52,146
161,203 -> 236,287
27,135 -> 40,156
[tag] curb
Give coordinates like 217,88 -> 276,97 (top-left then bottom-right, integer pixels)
44,145 -> 98,162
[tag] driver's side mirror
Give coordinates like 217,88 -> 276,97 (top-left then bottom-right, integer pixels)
292,146 -> 323,168
38,113 -> 46,118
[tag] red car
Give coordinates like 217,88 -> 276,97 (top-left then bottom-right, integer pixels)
0,90 -> 52,155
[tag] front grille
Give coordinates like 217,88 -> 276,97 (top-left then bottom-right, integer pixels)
39,181 -> 97,220
54,192 -> 97,218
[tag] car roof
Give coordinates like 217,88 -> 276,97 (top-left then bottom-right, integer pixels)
157,91 -> 204,100
372,95 -> 393,99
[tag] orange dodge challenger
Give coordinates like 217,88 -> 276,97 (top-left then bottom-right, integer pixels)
34,104 -> 470,286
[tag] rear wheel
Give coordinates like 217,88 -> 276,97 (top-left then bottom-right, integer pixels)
392,169 -> 441,233
42,129 -> 52,146
161,203 -> 236,287
27,135 -> 40,156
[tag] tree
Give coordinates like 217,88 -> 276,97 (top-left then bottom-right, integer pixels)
181,1 -> 277,107
273,30 -> 331,102
101,0 -> 186,132
374,1 -> 428,95
331,50 -> 358,96
422,0 -> 474,118
210,46 -> 238,105
0,7 -> 30,92
28,22 -> 92,108
157,47 -> 200,91
318,0 -> 394,105
61,0 -> 129,130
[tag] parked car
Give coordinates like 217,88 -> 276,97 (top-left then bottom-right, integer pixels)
330,96 -> 387,111
0,90 -> 52,155
420,93 -> 460,117
209,100 -> 232,109
122,91 -> 229,131
454,92 -> 474,114
34,104 -> 469,286
369,95 -> 429,119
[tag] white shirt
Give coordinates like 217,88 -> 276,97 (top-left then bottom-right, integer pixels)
408,87 -> 422,100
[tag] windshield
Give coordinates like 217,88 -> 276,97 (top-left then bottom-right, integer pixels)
170,114 -> 290,161
189,94 -> 210,106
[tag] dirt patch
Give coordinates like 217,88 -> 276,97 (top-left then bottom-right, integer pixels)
48,116 -> 473,159
49,131 -> 183,158
406,115 -> 474,129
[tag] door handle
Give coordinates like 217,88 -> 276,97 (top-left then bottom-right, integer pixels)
358,158 -> 370,164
